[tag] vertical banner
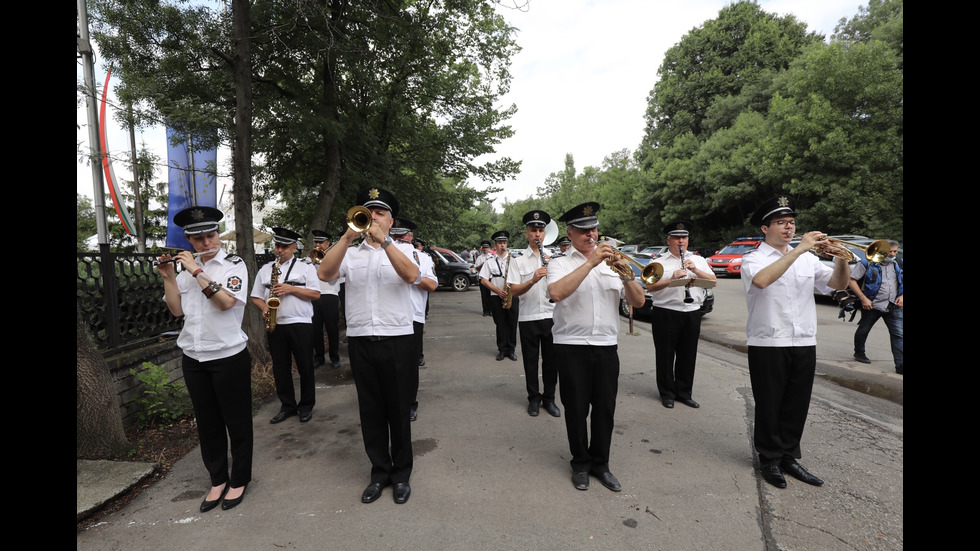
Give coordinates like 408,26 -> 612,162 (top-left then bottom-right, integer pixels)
165,127 -> 218,249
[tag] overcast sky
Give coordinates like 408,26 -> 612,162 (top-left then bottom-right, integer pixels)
77,0 -> 867,212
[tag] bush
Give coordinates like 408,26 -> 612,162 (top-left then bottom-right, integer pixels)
130,361 -> 192,429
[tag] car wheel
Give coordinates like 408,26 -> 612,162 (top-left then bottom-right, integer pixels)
620,298 -> 632,317
451,274 -> 470,292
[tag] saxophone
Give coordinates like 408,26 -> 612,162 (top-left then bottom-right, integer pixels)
501,251 -> 514,309
264,255 -> 282,332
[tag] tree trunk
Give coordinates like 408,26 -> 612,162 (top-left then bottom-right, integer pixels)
230,0 -> 270,364
76,304 -> 130,458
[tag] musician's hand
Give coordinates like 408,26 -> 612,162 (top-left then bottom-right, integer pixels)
592,242 -> 616,267
177,251 -> 200,274
532,266 -> 548,282
671,269 -> 688,279
272,283 -> 290,297
799,231 -> 828,253
156,254 -> 175,276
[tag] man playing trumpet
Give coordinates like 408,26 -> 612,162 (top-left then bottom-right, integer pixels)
547,202 -> 646,492
741,195 -> 850,490
317,187 -> 419,505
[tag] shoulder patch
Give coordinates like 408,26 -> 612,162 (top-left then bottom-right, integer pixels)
225,275 -> 244,292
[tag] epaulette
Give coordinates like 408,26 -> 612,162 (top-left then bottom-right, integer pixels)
225,254 -> 243,263
550,252 -> 565,258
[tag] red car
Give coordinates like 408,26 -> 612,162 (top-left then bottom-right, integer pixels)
707,237 -> 763,277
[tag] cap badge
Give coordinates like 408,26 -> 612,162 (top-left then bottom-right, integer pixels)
368,188 -> 380,199
777,196 -> 790,208
190,208 -> 205,221
582,205 -> 593,216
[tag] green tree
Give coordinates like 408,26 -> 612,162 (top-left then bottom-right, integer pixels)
77,193 -> 98,251
760,37 -> 903,240
640,1 -> 819,153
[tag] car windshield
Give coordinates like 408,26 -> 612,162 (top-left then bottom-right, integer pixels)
717,244 -> 756,255
440,249 -> 465,263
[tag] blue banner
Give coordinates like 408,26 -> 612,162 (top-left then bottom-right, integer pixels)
165,127 -> 218,249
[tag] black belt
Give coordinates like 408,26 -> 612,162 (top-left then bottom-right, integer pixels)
353,335 -> 391,342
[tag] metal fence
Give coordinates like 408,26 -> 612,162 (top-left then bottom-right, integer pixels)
77,249 -> 278,351
77,250 -> 182,350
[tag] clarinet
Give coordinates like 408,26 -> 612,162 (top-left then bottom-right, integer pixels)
679,245 -> 694,304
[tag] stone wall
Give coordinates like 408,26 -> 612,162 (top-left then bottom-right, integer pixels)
102,338 -> 184,428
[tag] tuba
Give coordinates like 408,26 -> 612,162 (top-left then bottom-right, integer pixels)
264,255 -> 282,332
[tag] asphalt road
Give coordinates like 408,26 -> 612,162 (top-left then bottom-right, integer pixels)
76,283 -> 902,551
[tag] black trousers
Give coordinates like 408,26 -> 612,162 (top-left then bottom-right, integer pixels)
181,348 -> 253,488
480,284 -> 492,315
348,334 -> 415,485
268,323 -> 316,414
312,293 -> 340,363
650,306 -> 702,401
519,318 -> 557,404
555,344 -> 619,474
488,295 -> 519,354
412,321 -> 424,410
747,346 -> 816,465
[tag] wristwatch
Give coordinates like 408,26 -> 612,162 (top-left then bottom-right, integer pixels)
381,236 -> 393,249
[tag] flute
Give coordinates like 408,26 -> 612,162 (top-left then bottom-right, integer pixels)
153,248 -> 221,266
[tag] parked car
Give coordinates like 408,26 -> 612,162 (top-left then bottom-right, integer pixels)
428,247 -> 480,291
639,245 -> 668,256
619,244 -> 651,255
707,237 -> 763,277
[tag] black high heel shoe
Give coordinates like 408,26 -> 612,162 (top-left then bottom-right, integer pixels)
200,485 -> 228,513
221,485 -> 247,510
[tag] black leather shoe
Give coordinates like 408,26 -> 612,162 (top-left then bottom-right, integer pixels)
760,463 -> 787,488
270,410 -> 297,424
507,352 -> 518,361
496,352 -> 506,361
591,471 -> 622,492
393,482 -> 411,504
299,411 -> 313,423
542,402 -> 561,417
418,356 -> 426,367
200,485 -> 228,512
781,461 -> 824,486
313,358 -> 325,368
853,353 -> 871,364
661,399 -> 674,409
361,482 -> 387,503
895,365 -> 903,375
221,485 -> 246,510
410,408 -> 418,422
572,471 -> 589,490
527,401 -> 540,417
678,398 -> 700,409
331,360 -> 341,369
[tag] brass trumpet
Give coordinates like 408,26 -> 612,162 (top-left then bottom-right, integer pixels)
804,234 -> 892,263
346,205 -> 373,234
592,238 -> 664,285
309,248 -> 325,265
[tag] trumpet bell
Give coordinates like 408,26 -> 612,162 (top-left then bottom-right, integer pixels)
347,206 -> 373,233
309,249 -> 325,265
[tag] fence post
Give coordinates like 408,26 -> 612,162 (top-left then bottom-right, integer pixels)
100,243 -> 123,349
